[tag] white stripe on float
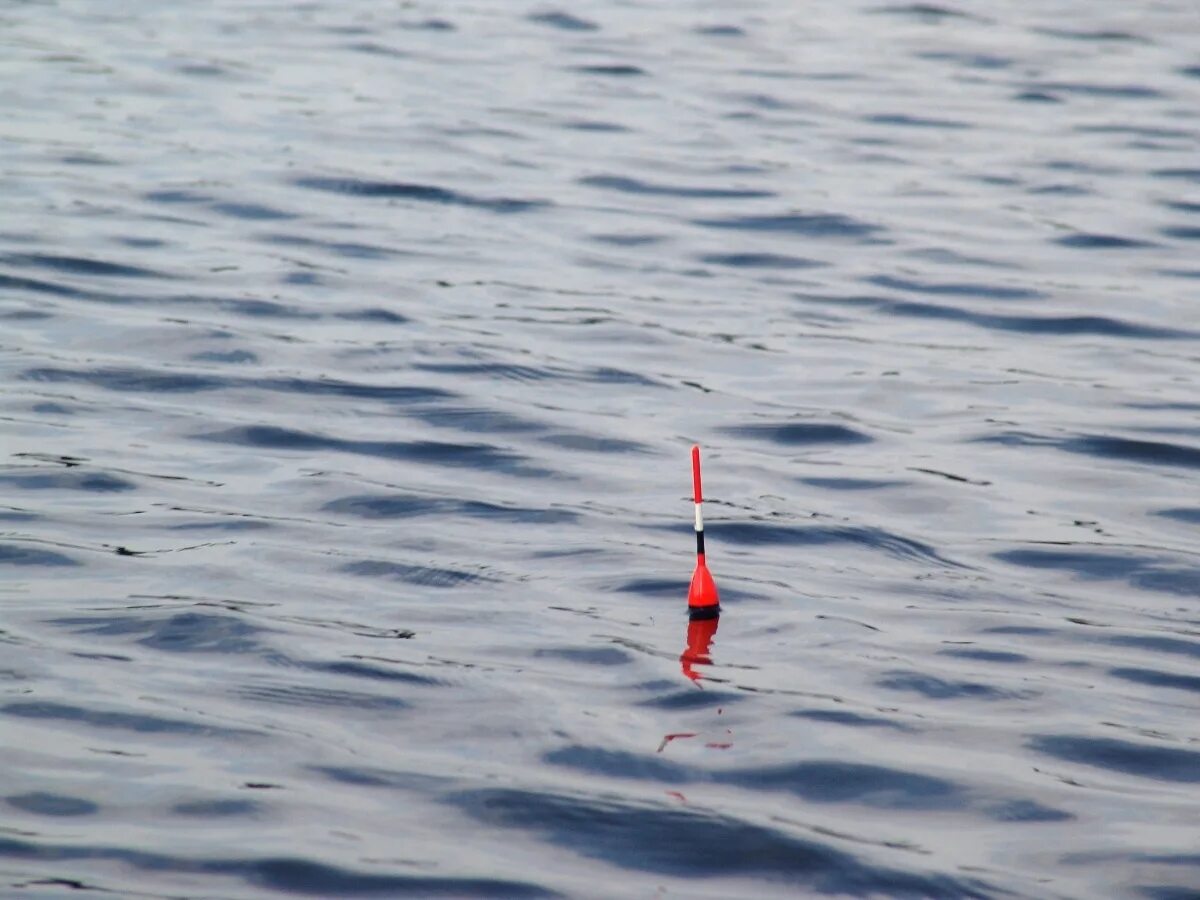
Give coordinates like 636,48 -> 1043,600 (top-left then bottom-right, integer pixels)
694,502 -> 703,532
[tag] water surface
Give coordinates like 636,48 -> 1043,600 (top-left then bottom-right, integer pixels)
2,1 -> 1198,897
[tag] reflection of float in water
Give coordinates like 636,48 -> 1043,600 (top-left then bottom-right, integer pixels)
680,613 -> 718,683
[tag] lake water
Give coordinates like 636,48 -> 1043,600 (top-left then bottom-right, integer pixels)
2,2 -> 1198,897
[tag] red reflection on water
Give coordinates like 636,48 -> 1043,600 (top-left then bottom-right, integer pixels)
656,732 -> 697,753
680,614 -> 719,683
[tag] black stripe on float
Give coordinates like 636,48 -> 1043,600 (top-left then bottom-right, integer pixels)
696,530 -> 705,557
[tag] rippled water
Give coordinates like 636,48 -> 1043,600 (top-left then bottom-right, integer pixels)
3,1 -> 1199,897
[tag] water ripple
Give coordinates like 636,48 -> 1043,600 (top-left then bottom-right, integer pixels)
1029,734 -> 1200,783
980,431 -> 1200,470
694,212 -> 883,239
2,701 -> 260,738
293,176 -> 549,213
4,1 -> 1198,895
451,787 -> 990,896
803,293 -> 1196,338
199,425 -> 550,476
528,11 -> 599,32
0,835 -> 556,897
716,522 -> 964,569
580,174 -> 774,200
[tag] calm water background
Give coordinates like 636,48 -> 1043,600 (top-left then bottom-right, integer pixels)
2,1 -> 1199,897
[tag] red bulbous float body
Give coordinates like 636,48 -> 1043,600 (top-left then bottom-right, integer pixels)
688,556 -> 719,617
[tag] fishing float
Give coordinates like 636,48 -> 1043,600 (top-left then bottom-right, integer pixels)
687,444 -> 720,620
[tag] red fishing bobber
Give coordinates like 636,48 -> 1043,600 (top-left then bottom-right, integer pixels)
688,444 -> 720,620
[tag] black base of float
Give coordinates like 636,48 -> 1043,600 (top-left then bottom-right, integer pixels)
687,604 -> 720,621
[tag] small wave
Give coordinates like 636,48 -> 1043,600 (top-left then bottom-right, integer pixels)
792,708 -> 911,730
1108,667 -> 1200,694
2,701 -> 259,738
716,521 -> 963,569
864,113 -> 970,129
804,294 -> 1194,338
6,792 -> 98,817
340,559 -> 491,588
533,646 -> 632,666
1028,734 -> 1200,783
1152,168 -> 1200,183
713,760 -> 962,809
994,547 -> 1200,596
199,425 -> 550,476
0,834 -> 555,897
528,11 -> 599,32
700,251 -> 823,269
801,477 -> 905,491
694,211 -> 882,239
869,273 -> 1042,300
0,543 -> 79,566
1055,232 -> 1156,249
1106,634 -> 1200,659
580,174 -> 773,199
235,682 -> 409,711
1035,27 -> 1145,42
172,797 -> 260,817
0,272 -> 89,298
0,468 -> 136,492
695,24 -> 746,37
51,610 -> 270,656
1162,225 -> 1200,240
981,430 -> 1200,470
293,176 -> 548,213
636,685 -> 743,710
725,421 -> 874,445
334,307 -> 410,323
1034,81 -> 1162,98
210,200 -> 295,220
939,647 -> 1028,664
571,64 -> 646,77
2,252 -> 169,279
877,670 -> 1033,701
325,493 -> 575,523
310,660 -> 438,686
869,4 -> 980,20
451,786 -> 991,895
24,365 -> 225,393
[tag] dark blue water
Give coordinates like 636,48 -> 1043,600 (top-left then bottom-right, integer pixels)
2,2 -> 1198,897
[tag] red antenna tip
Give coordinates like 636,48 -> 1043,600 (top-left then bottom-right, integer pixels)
691,445 -> 702,503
